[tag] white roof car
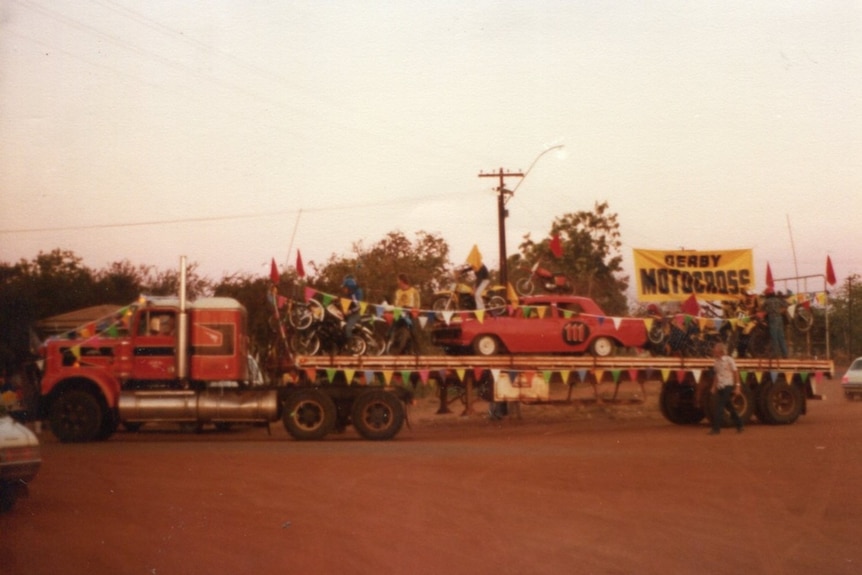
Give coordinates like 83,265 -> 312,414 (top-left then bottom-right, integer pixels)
0,413 -> 41,512
841,357 -> 862,400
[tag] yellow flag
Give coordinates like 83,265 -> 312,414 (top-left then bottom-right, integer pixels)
466,244 -> 483,271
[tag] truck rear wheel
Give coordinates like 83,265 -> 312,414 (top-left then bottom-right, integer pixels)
659,382 -> 704,425
49,389 -> 103,443
705,383 -> 754,428
757,380 -> 803,425
282,389 -> 336,440
351,390 -> 405,440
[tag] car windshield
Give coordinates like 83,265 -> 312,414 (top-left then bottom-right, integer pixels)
850,358 -> 862,371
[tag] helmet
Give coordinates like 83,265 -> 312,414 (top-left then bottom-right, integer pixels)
342,275 -> 357,289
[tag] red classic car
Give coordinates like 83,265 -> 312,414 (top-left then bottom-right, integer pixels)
431,295 -> 647,356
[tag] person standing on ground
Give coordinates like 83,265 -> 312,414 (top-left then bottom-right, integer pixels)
709,342 -> 744,435
762,287 -> 788,358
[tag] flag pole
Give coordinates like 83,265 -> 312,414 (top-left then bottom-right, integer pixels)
786,213 -> 801,295
287,208 -> 303,271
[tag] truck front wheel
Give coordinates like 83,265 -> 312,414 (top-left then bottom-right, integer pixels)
282,389 -> 336,440
49,389 -> 104,443
351,390 -> 405,440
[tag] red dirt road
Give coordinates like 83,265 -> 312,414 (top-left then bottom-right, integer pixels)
2,374 -> 860,575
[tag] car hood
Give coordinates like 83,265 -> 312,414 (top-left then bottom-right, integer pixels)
0,415 -> 39,448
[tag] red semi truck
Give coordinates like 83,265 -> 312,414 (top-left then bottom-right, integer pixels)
37,260 -> 410,442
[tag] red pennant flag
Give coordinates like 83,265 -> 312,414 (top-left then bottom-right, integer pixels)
549,233 -> 563,258
826,255 -> 836,286
270,258 -> 280,284
765,263 -> 774,289
681,293 -> 699,316
296,250 -> 306,278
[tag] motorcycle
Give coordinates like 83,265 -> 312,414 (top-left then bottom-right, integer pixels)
290,302 -> 380,356
513,259 -> 573,296
431,267 -> 508,319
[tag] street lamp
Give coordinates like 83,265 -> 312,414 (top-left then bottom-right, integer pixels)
478,144 -> 564,288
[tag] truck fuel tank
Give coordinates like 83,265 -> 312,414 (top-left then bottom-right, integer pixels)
118,388 -> 279,423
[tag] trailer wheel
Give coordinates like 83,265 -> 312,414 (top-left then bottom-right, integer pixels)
659,382 -> 704,425
282,389 -> 336,440
49,389 -> 103,443
705,383 -> 755,428
757,380 -> 803,425
351,390 -> 405,440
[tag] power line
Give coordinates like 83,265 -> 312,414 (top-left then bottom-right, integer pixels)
0,191 -> 469,235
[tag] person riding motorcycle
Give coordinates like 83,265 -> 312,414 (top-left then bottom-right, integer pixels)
342,275 -> 363,338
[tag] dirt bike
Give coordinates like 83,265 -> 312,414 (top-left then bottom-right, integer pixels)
513,259 -> 573,296
431,268 -> 507,319
289,303 -> 376,356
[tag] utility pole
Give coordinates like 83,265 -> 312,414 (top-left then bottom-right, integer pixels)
478,168 -> 524,288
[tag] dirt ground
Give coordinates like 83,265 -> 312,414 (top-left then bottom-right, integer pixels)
2,369 -> 860,575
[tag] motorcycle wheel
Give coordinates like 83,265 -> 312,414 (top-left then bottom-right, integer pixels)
486,295 -> 508,316
289,299 -> 323,330
792,306 -> 814,333
432,296 -> 457,321
514,275 -> 534,296
344,334 -> 367,356
290,331 -> 320,356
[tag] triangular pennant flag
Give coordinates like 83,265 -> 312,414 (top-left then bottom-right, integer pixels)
344,368 -> 356,385
691,369 -> 702,384
364,370 -> 376,385
766,262 -> 774,289
340,298 -> 352,314
610,369 -> 622,383
418,315 -> 429,329
542,370 -> 553,383
382,370 -> 394,385
474,310 -> 485,323
628,369 -> 639,383
576,369 -> 588,382
612,317 -> 623,330
455,369 -> 466,382
296,249 -> 306,278
660,369 -> 671,382
270,258 -> 280,283
325,368 -> 337,382
466,244 -> 483,270
826,255 -> 836,286
442,310 -> 454,325
770,371 -> 780,383
418,370 -> 430,385
304,287 -> 316,302
594,369 -> 605,384
549,233 -> 563,258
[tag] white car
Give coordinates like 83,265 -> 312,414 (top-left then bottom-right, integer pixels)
0,413 -> 41,512
841,357 -> 862,400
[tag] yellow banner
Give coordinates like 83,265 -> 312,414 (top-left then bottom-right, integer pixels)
633,249 -> 754,302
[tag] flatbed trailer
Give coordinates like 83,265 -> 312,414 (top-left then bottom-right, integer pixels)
295,355 -> 834,427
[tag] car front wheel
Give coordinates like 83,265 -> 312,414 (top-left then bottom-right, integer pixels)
472,335 -> 501,356
590,336 -> 616,357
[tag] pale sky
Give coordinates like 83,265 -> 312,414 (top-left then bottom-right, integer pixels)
1,1 -> 859,296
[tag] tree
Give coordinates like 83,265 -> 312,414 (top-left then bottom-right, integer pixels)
513,201 -> 629,315
827,274 -> 862,361
311,230 -> 451,306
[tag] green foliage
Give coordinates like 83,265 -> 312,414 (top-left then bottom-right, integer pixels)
310,230 -> 451,306
826,274 -> 862,361
211,273 -> 272,361
513,201 -> 630,315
